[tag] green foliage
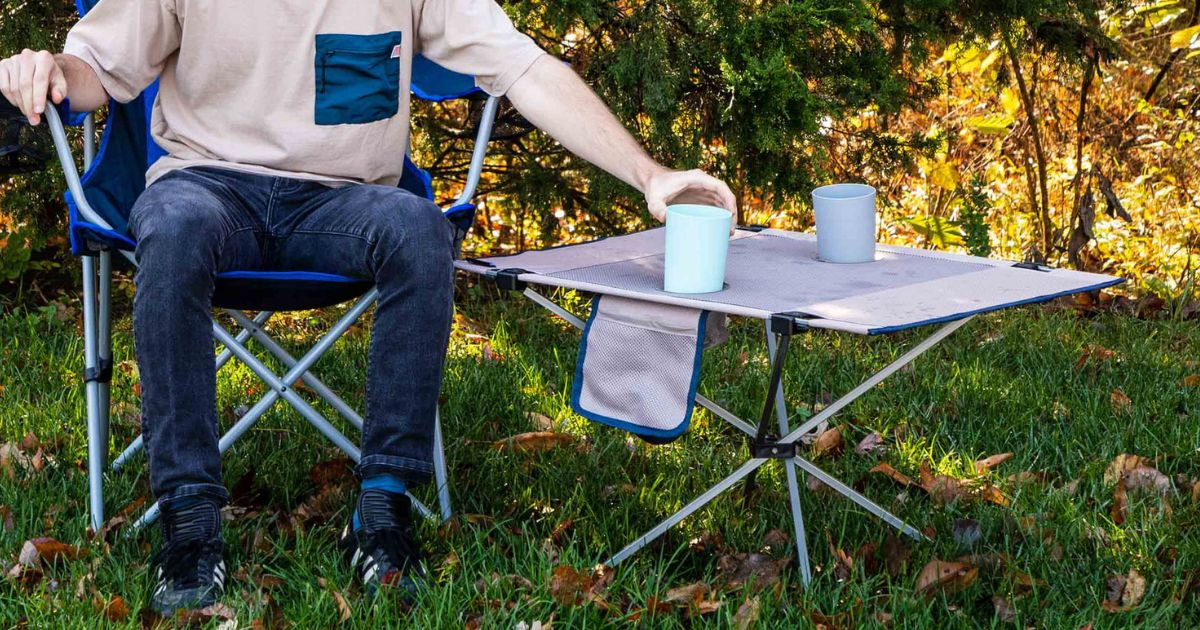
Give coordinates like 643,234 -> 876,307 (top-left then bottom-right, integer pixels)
956,176 -> 993,258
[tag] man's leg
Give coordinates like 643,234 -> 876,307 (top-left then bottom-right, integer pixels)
129,167 -> 262,612
271,183 -> 454,593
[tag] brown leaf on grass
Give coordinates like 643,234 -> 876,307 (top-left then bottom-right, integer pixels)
662,581 -> 723,617
18,537 -> 87,567
1111,480 -> 1129,525
688,531 -> 727,554
663,581 -> 709,606
855,432 -> 885,456
973,452 -> 1014,474
19,432 -> 40,452
992,595 -> 1017,622
883,534 -> 911,578
1075,344 -> 1117,370
1183,375 -> 1200,388
492,432 -> 574,453
0,505 -> 13,532
1103,569 -> 1147,612
173,603 -> 237,625
762,529 -> 789,553
1104,454 -> 1152,485
526,412 -> 555,431
1122,467 -> 1171,495
0,443 -> 33,478
811,426 -> 843,459
732,596 -> 761,630
915,559 -> 978,597
92,497 -> 148,541
548,565 -> 612,609
93,594 -> 130,622
979,484 -> 1010,507
870,463 -> 915,487
920,463 -> 967,504
308,458 -> 355,488
317,577 -> 352,622
825,531 -> 855,581
1109,389 -> 1132,414
716,552 -> 790,592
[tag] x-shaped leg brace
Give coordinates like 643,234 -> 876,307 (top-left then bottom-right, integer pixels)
520,287 -> 974,585
122,289 -> 449,530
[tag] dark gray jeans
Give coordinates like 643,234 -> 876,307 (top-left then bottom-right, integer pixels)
129,167 -> 454,510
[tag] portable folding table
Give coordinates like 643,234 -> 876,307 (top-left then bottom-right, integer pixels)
457,227 -> 1121,584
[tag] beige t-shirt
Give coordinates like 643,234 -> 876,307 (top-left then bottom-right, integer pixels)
63,0 -> 545,186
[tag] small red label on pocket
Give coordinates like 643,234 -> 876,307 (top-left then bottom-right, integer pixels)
391,45 -> 401,59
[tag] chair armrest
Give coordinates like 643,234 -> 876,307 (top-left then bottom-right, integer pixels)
452,95 -> 500,207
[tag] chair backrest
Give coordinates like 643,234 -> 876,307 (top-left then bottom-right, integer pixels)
66,0 -> 483,255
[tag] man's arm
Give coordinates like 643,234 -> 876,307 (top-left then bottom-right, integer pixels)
506,55 -> 737,222
0,50 -> 109,126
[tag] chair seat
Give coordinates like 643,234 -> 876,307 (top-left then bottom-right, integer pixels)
213,271 -> 373,311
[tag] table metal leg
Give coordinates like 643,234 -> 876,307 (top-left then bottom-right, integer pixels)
605,458 -> 767,567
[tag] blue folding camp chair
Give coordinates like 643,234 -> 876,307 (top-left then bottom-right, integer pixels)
46,0 -> 501,532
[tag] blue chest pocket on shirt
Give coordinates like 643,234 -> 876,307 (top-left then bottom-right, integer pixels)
315,32 -> 402,126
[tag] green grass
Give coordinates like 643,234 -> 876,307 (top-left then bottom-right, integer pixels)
1,284 -> 1198,628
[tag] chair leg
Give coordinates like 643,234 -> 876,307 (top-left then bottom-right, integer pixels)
81,256 -> 105,531
433,409 -> 452,522
97,251 -> 113,465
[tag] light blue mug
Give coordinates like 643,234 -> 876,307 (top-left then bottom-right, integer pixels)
664,204 -> 733,293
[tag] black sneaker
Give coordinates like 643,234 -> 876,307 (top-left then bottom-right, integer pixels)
149,498 -> 227,614
338,490 -> 425,596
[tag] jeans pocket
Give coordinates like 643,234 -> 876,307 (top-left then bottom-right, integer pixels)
315,32 -> 402,126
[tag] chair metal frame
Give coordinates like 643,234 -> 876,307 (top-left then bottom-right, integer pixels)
47,95 -> 501,532
508,285 -> 975,585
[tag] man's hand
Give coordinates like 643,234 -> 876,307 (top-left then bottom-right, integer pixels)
0,49 -> 69,126
507,56 -> 739,225
643,168 -> 738,223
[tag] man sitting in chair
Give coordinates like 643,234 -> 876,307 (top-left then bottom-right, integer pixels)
0,0 -> 736,613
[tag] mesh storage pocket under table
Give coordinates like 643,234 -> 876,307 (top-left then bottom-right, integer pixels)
572,295 -> 709,442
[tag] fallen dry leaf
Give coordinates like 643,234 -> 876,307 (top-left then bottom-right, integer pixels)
93,594 -> 130,622
870,463 -> 915,487
826,531 -> 855,581
526,412 -> 556,431
664,581 -> 709,605
716,552 -> 790,592
1122,467 -> 1171,496
329,585 -> 352,622
811,426 -> 844,459
733,596 -> 761,630
1075,344 -> 1117,370
0,505 -> 13,532
992,595 -> 1017,622
1105,454 -> 1152,485
973,452 -> 1014,474
1103,568 -> 1147,612
920,463 -> 967,504
762,528 -> 789,552
883,534 -> 911,578
492,432 -> 574,453
1109,389 -> 1132,414
18,537 -> 87,567
915,559 -> 978,597
1182,375 -> 1199,388
855,432 -> 885,456
548,565 -> 611,609
1111,480 -> 1129,525
19,432 -> 39,452
173,603 -> 237,625
308,458 -> 355,488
